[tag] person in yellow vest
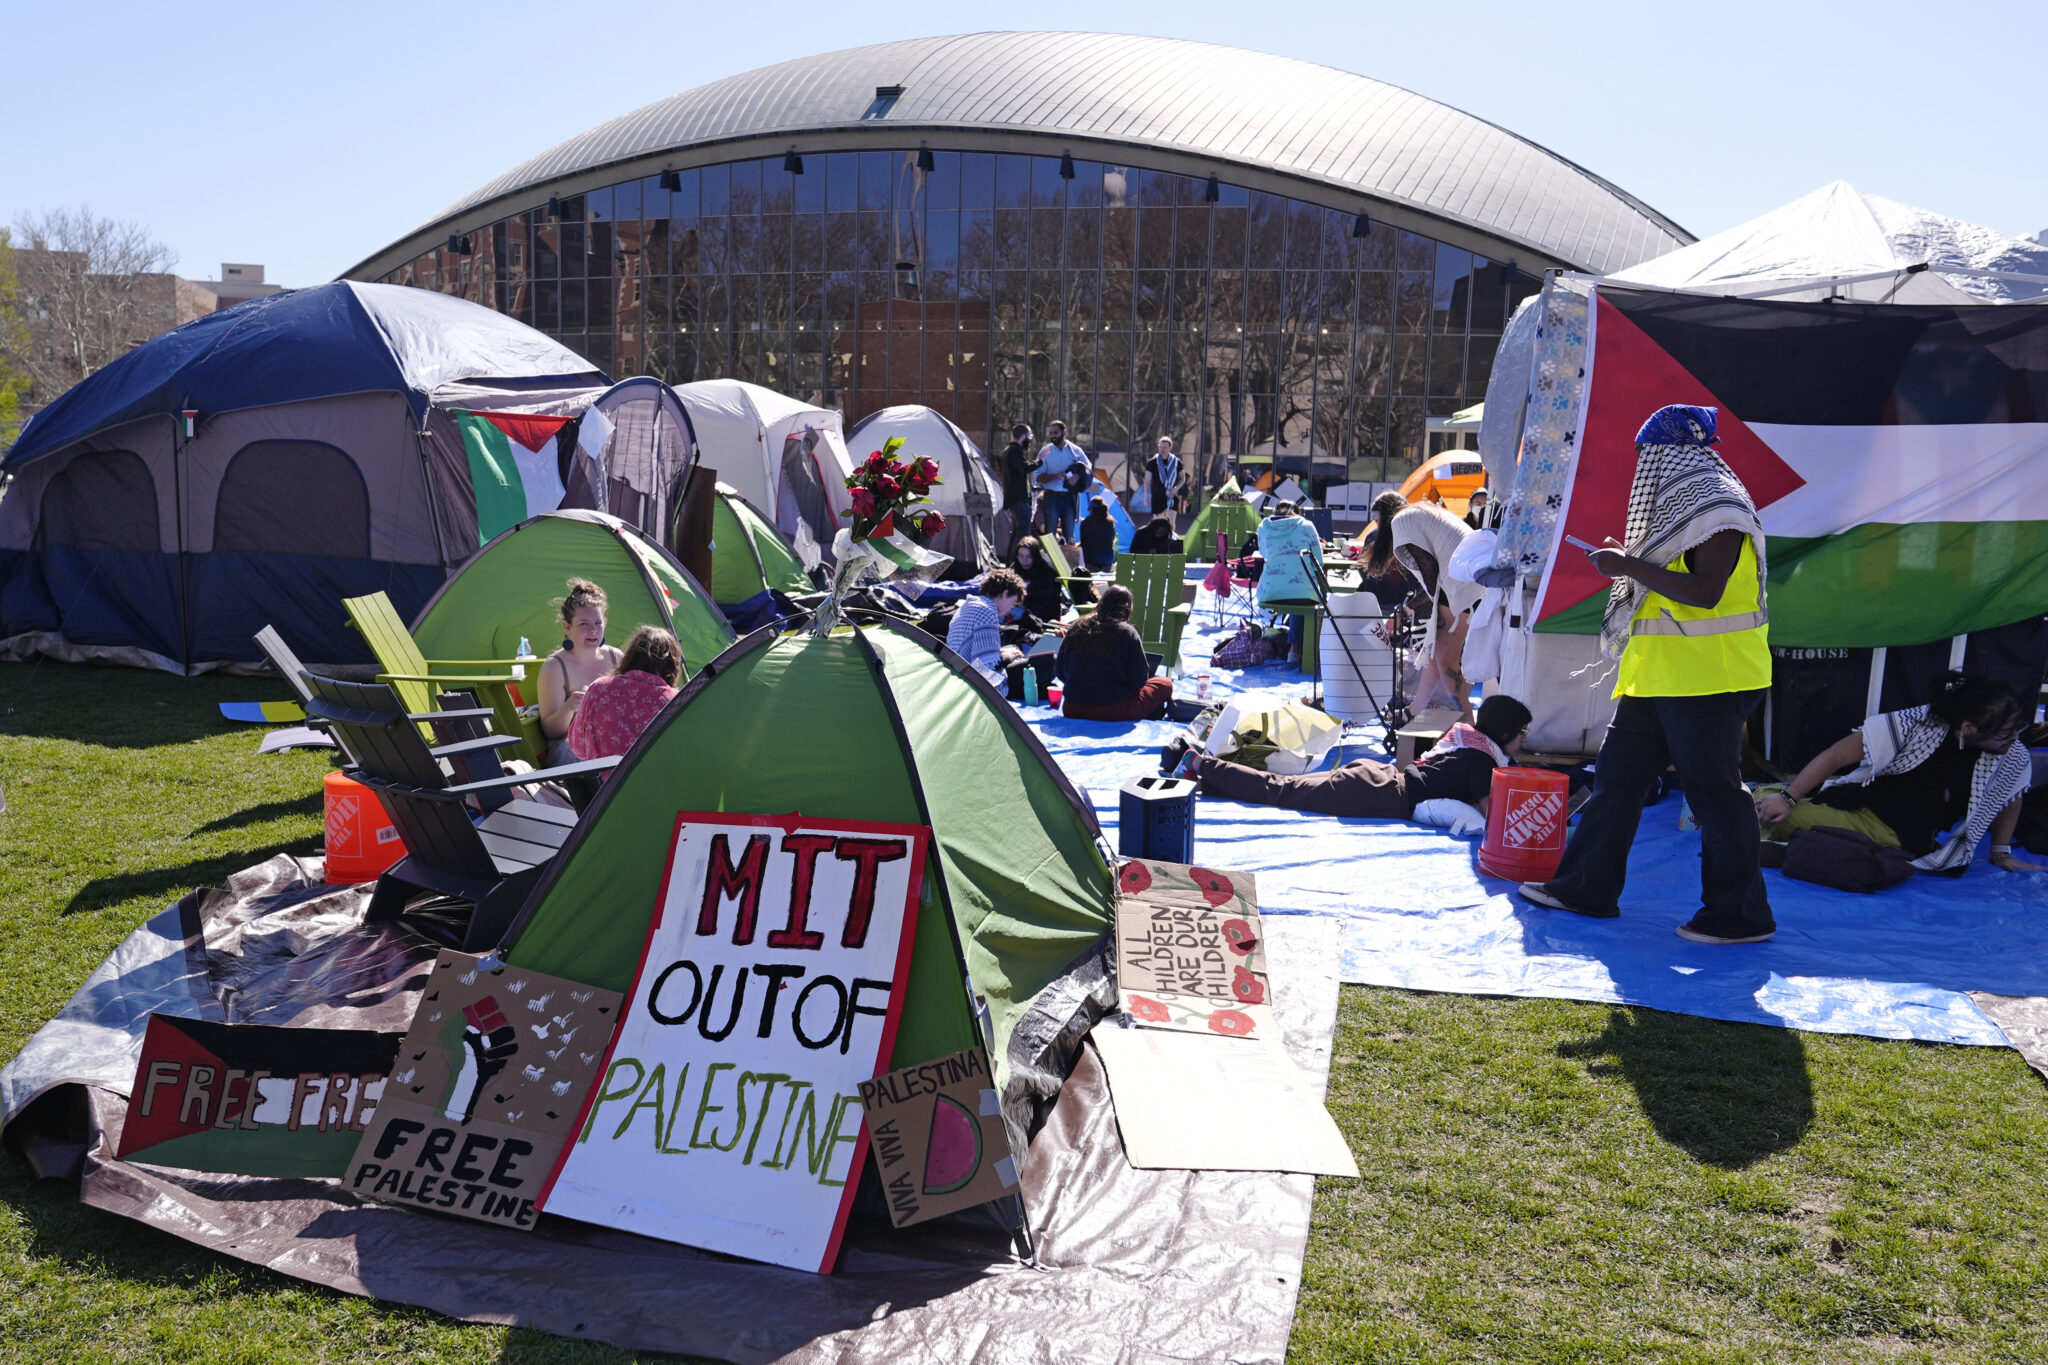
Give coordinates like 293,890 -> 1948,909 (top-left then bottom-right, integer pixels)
1518,404 -> 1776,944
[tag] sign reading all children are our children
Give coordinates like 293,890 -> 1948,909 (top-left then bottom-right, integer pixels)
539,812 -> 928,1272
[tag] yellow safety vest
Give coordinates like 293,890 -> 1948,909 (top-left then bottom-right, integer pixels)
1614,536 -> 1771,698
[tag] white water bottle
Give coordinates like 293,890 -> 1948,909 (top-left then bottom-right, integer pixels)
513,636 -> 532,679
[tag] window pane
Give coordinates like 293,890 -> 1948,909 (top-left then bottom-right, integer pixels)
701,163 -> 730,215
730,158 -> 762,213
925,150 -> 959,211
1434,244 -> 1472,333
861,151 -> 896,211
791,160 -> 822,213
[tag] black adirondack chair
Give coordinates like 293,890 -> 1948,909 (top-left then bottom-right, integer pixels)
300,672 -> 618,951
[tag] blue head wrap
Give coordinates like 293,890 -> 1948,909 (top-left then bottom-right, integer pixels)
1634,404 -> 1718,446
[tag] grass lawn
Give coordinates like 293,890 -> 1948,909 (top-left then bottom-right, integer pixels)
3,659 -> 2047,1363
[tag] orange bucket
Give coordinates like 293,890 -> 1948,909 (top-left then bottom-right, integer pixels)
1477,766 -> 1570,883
322,771 -> 406,883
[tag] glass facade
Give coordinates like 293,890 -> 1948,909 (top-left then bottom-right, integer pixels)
383,149 -> 1541,492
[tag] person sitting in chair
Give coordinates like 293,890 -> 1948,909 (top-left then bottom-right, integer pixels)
1013,535 -> 1070,621
1191,694 -> 1532,821
1756,670 -> 2044,874
1130,512 -> 1183,556
1255,500 -> 1325,664
1056,585 -> 1173,722
568,626 -> 683,763
1079,497 -> 1120,572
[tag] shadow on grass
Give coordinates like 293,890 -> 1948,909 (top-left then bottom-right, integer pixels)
191,794 -> 323,836
1558,1006 -> 1814,1168
0,660 -> 299,750
62,839 -> 315,917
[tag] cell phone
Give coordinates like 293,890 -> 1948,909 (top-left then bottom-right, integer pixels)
1564,534 -> 1601,553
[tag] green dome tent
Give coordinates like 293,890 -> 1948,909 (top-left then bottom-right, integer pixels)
498,616 -> 1114,1074
410,510 -> 734,679
706,483 -> 813,606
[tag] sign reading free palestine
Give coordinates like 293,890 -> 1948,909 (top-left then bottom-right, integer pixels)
540,812 -> 928,1273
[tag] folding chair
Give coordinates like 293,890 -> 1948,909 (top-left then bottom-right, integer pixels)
1113,549 -> 1193,672
342,590 -> 543,760
1200,531 -> 1261,629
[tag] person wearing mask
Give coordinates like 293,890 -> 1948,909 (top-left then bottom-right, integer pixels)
1518,404 -> 1777,944
538,577 -> 623,766
1192,694 -> 1533,820
1465,488 -> 1491,531
567,626 -> 683,763
1056,584 -> 1173,721
1144,437 -> 1186,522
1756,671 -> 2044,873
1013,535 -> 1070,622
1079,497 -> 1120,572
999,422 -> 1034,558
946,567 -> 1028,690
1391,500 -> 1482,725
1129,513 -> 1184,556
1032,420 -> 1088,544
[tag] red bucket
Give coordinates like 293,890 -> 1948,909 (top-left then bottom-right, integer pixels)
1477,766 -> 1569,883
322,771 -> 406,883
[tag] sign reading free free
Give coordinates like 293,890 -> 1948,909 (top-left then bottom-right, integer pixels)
541,812 -> 929,1272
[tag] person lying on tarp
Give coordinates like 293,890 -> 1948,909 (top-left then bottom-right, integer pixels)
1055,585 -> 1174,722
1755,670 -> 2045,874
946,567 -> 1029,691
567,626 -> 682,763
1188,694 -> 1532,824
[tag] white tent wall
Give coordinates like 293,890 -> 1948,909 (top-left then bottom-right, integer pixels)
844,405 -> 1000,574
674,379 -> 848,517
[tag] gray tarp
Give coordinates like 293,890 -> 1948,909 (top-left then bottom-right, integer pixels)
1,856 -> 1341,1364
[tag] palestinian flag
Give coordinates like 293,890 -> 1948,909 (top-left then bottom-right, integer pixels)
851,510 -> 950,574
1539,288 -> 2048,647
455,410 -> 573,545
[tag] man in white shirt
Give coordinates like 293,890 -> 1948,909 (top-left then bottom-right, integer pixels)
1032,420 -> 1088,545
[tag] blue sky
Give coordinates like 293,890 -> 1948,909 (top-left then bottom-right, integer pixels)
7,0 -> 2039,286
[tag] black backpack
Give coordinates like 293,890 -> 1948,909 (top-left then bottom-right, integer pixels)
1781,826 -> 1915,894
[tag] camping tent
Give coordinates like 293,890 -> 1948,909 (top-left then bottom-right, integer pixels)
499,616 -> 1114,1082
408,510 -> 733,679
672,380 -> 853,562
564,377 -> 697,551
1605,180 -> 2048,305
705,484 -> 812,607
1396,452 -> 1485,515
0,282 -> 607,672
844,406 -> 1000,574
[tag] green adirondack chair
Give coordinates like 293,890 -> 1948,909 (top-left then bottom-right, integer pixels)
1115,550 -> 1193,671
341,591 -> 543,760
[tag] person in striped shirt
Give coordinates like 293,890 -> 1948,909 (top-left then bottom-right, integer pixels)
945,567 -> 1027,688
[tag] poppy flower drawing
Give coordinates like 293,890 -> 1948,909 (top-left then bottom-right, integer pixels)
1231,965 -> 1265,1005
1207,1008 -> 1255,1037
1221,918 -> 1257,954
1126,994 -> 1171,1023
1118,861 -> 1154,895
1189,866 -> 1237,907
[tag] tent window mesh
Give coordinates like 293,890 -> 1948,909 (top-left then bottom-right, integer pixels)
38,450 -> 159,552
214,440 -> 371,557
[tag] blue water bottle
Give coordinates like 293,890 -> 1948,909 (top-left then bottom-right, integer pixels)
1021,665 -> 1040,707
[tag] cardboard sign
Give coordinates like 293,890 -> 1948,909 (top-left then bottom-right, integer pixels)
542,812 -> 928,1272
1114,859 -> 1273,1040
857,1046 -> 1018,1228
117,1016 -> 400,1177
344,952 -> 621,1230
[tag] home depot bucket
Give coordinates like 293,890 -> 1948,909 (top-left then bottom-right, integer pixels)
1476,766 -> 1569,882
322,771 -> 405,883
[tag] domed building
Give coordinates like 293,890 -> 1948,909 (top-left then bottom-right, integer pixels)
347,32 -> 1688,491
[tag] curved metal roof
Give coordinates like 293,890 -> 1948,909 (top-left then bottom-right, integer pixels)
379,32 -> 1690,276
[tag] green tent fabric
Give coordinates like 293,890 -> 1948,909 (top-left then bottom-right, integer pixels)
706,483 -> 812,605
409,510 -> 733,680
500,617 -> 1113,1076
1187,479 -> 1262,552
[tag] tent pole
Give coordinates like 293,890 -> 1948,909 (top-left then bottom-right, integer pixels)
414,423 -> 454,577
171,415 -> 191,674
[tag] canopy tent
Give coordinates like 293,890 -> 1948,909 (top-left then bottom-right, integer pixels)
704,483 -> 812,606
843,405 -> 1001,574
672,379 -> 854,561
408,510 -> 733,680
563,377 -> 697,552
1604,180 -> 2048,306
0,282 -> 607,672
499,617 -> 1115,1083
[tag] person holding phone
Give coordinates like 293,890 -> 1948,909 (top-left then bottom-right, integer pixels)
1518,404 -> 1777,945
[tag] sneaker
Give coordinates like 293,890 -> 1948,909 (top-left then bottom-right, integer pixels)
1674,920 -> 1775,945
1517,883 -> 1619,919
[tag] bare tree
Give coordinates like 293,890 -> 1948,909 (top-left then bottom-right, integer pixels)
0,229 -> 28,448
5,206 -> 178,407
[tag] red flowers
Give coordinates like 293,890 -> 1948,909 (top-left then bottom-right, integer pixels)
1189,867 -> 1237,908
848,487 -> 876,519
1231,966 -> 1265,1005
1207,1009 -> 1255,1037
842,436 -> 945,544
1118,861 -> 1154,895
918,511 -> 946,536
1222,918 -> 1257,955
908,456 -> 941,491
1127,994 -> 1170,1023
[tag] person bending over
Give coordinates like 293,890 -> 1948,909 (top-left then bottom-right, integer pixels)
1391,500 -> 1481,725
1130,512 -> 1183,556
1192,694 -> 1532,819
568,626 -> 683,762
1013,535 -> 1070,621
1079,497 -> 1120,572
947,567 -> 1028,690
538,577 -> 622,765
1056,585 -> 1173,722
1756,671 -> 2044,874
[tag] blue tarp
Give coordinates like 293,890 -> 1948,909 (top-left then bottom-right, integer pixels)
5,282 -> 605,468
1023,597 -> 2047,1049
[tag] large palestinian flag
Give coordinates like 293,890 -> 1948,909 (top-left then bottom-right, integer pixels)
1538,288 -> 2048,647
455,410 -> 572,545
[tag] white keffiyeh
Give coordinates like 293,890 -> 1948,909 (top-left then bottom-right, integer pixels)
1821,706 -> 2033,872
1599,443 -> 1767,662
1393,503 -> 1484,616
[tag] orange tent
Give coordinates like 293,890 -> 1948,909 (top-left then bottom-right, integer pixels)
1396,451 -> 1485,515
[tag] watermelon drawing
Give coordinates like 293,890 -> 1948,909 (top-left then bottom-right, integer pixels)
923,1093 -> 983,1196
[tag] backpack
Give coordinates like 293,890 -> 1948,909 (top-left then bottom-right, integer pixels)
1781,825 -> 1915,894
1210,622 -> 1276,670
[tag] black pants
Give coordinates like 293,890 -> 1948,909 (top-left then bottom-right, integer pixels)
1546,690 -> 1772,934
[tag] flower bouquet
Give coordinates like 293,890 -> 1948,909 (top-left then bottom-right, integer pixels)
813,437 -> 952,632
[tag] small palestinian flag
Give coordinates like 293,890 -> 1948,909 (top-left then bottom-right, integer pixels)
455,410 -> 573,545
853,510 -> 950,573
117,1015 -> 401,1178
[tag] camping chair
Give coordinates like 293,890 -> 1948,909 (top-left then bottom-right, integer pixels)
252,625 -> 351,762
1035,535 -> 1098,615
342,591 -> 543,761
1201,531 -> 1261,629
1114,550 -> 1193,672
301,671 -> 619,951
